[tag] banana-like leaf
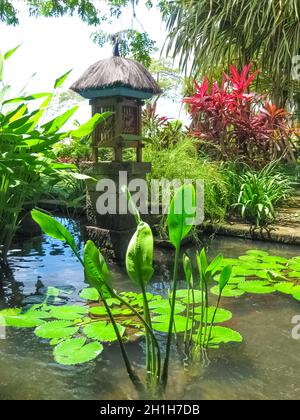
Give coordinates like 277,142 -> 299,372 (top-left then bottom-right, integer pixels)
167,184 -> 196,249
71,112 -> 112,139
126,222 -> 154,287
83,240 -> 112,298
4,44 -> 21,60
42,106 -> 79,134
54,70 -> 72,89
31,209 -> 77,255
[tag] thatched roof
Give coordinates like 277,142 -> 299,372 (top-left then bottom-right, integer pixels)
71,56 -> 162,99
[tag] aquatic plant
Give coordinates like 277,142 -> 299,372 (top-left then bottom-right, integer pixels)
0,186 -> 243,398
211,250 -> 300,301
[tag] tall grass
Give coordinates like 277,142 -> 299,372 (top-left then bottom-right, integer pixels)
144,138 -> 229,221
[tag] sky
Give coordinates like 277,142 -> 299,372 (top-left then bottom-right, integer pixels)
0,0 -> 187,125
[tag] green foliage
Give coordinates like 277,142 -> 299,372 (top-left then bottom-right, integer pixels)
126,221 -> 154,287
212,249 -> 300,300
164,0 -> 300,106
167,184 -> 196,249
144,138 -> 229,221
233,162 -> 295,226
54,338 -> 103,366
0,52 -> 111,261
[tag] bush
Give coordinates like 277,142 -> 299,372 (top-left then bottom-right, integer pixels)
144,138 -> 229,221
232,161 -> 295,226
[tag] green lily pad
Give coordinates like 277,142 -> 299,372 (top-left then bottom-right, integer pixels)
214,275 -> 245,285
83,321 -> 125,342
54,338 -> 103,365
152,315 -> 192,333
79,288 -> 100,301
48,305 -> 88,320
206,326 -> 243,347
194,307 -> 232,323
35,320 -> 79,339
175,289 -> 203,304
0,308 -> 46,328
238,281 -> 275,294
211,285 -> 245,298
150,299 -> 186,315
287,272 -> 300,279
246,250 -> 269,257
275,282 -> 296,294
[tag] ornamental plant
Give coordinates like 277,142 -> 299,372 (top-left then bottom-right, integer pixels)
0,46 -> 111,263
184,64 -> 295,165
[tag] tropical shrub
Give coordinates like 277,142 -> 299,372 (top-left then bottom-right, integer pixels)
184,65 -> 295,165
233,161 -> 295,226
0,47 -> 111,262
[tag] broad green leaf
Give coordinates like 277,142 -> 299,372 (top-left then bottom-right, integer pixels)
201,326 -> 243,347
35,320 -> 79,339
150,300 -> 186,315
206,254 -> 224,275
54,70 -> 72,89
31,209 -> 77,255
246,250 -> 269,257
275,282 -> 296,294
0,308 -> 45,328
83,321 -> 124,342
194,307 -> 232,323
238,281 -> 276,294
211,285 -> 245,298
3,93 -> 51,105
175,289 -> 203,304
42,106 -> 79,134
152,314 -> 192,333
54,338 -> 103,365
4,44 -> 21,60
83,241 -> 111,297
71,112 -> 112,139
79,287 -> 100,301
219,265 -> 232,293
167,184 -> 196,248
48,305 -> 88,321
126,222 -> 154,287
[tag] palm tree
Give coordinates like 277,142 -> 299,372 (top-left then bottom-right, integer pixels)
163,0 -> 300,107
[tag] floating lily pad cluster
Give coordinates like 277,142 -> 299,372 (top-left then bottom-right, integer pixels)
212,250 -> 300,300
0,286 -> 242,366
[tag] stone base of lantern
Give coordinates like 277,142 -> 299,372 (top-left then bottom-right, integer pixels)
81,161 -> 151,263
85,226 -> 135,264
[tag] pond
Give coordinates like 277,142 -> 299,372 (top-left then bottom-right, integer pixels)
0,217 -> 300,400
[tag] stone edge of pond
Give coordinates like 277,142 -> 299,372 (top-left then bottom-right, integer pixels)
203,222 -> 300,246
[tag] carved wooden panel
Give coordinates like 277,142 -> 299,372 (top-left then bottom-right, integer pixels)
122,105 -> 139,135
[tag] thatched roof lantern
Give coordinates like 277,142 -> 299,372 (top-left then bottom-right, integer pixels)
71,52 -> 162,163
71,56 -> 162,100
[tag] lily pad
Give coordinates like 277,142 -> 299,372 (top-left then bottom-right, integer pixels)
54,338 -> 103,365
194,307 -> 232,323
211,285 -> 245,298
79,288 -> 100,301
152,315 -> 192,333
35,320 -> 79,339
48,305 -> 88,320
206,326 -> 243,347
274,282 -> 296,295
238,281 -> 275,294
83,321 -> 125,342
175,289 -> 203,304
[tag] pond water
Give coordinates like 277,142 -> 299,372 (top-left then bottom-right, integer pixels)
0,218 -> 300,400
